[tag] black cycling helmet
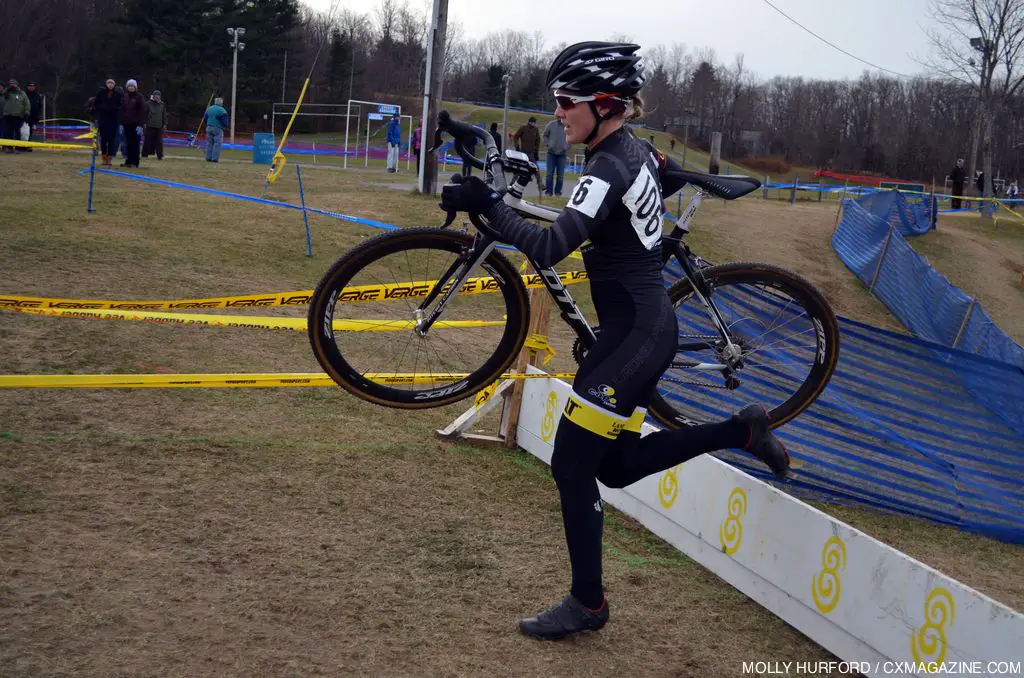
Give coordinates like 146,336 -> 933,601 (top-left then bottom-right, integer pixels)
545,41 -> 646,96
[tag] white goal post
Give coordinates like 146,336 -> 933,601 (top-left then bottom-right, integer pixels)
345,99 -> 413,170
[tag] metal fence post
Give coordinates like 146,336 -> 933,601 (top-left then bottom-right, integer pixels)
763,175 -> 769,200
789,174 -> 797,205
952,300 -> 976,348
869,225 -> 896,291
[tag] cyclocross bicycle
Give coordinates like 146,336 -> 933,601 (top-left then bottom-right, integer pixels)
307,111 -> 839,429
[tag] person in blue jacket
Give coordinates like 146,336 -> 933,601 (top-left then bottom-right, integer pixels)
385,113 -> 401,173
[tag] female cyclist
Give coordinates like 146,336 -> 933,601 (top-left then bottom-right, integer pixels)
440,41 -> 790,641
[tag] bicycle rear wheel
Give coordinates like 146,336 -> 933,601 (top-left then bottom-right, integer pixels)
307,228 -> 530,409
649,262 -> 839,429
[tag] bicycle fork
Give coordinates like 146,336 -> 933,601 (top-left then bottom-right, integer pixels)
413,233 -> 497,336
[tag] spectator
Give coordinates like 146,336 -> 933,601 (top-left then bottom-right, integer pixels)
85,95 -> 96,121
385,113 -> 401,173
461,128 -> 478,178
24,81 -> 42,151
513,116 -> 540,161
120,79 -> 145,168
1006,179 -> 1019,199
649,134 -> 654,145
542,117 -> 569,196
975,170 -> 990,196
949,158 -> 965,209
142,90 -> 166,161
670,138 -> 675,152
204,96 -> 229,162
114,85 -> 126,158
2,79 -> 31,154
489,122 -> 502,153
412,119 -> 422,174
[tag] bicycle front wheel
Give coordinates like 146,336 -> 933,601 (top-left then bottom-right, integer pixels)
649,262 -> 840,429
307,228 -> 530,409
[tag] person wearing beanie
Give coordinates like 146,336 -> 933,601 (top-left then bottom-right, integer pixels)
2,78 -> 31,153
23,81 -> 42,151
120,79 -> 146,167
203,96 -> 229,162
142,90 -> 166,160
93,78 -> 122,166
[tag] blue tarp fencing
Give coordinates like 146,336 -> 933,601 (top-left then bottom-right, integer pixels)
833,192 -> 1024,374
661,256 -> 1024,544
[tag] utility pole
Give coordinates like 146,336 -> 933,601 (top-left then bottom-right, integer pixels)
501,73 -> 513,149
227,26 -> 247,145
419,0 -> 449,195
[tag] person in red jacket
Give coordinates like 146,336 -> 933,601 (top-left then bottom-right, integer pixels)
120,79 -> 146,168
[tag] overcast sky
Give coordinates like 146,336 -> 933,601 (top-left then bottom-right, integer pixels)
302,0 -> 939,81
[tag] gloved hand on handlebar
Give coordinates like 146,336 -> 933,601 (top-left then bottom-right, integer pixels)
439,174 -> 503,215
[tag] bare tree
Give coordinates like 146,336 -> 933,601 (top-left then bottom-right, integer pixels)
925,0 -> 1024,202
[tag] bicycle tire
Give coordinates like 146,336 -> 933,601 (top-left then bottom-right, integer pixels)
648,262 -> 840,430
307,228 -> 530,409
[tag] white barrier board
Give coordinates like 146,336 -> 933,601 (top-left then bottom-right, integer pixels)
516,369 -> 1023,676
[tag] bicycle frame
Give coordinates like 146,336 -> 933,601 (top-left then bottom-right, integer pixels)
416,179 -> 743,375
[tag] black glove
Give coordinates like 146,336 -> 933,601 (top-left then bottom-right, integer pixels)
439,174 -> 502,215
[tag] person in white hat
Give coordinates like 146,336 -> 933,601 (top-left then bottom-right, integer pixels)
120,78 -> 146,167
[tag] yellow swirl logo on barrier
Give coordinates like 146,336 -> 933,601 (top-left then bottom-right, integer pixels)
658,464 -> 683,508
719,487 -> 747,555
911,587 -> 955,667
474,382 -> 497,410
540,391 -> 559,442
811,536 -> 846,614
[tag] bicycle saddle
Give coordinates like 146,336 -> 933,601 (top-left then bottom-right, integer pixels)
672,170 -> 761,200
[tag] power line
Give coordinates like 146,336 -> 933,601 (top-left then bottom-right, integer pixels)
760,0 -> 917,79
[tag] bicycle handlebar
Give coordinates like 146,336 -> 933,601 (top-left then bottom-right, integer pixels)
436,110 -> 508,196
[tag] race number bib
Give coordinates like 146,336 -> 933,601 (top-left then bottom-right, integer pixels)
622,164 -> 663,250
567,175 -> 612,219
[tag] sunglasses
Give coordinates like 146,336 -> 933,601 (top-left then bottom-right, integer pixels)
554,91 -> 625,111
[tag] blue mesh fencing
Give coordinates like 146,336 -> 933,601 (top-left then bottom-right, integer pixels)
660,258 -> 1024,543
855,190 -> 936,235
833,193 -> 1024,371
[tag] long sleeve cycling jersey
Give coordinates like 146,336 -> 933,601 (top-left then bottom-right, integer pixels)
484,127 -> 686,293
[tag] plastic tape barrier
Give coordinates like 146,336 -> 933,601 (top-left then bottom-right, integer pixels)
85,169 -> 586,261
522,333 -> 556,365
4,306 -> 504,332
0,270 -> 588,312
0,139 -> 94,150
0,371 -> 578,389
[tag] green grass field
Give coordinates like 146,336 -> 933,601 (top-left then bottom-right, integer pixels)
1,150 -> 1021,676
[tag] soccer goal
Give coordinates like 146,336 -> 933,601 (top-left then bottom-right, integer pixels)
344,99 -> 413,170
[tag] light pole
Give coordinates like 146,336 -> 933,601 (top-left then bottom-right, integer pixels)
227,26 -> 246,144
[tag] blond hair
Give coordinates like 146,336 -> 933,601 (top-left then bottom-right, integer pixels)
627,94 -> 645,120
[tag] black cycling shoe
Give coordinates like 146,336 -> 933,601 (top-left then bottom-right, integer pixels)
518,595 -> 609,640
735,405 -> 791,480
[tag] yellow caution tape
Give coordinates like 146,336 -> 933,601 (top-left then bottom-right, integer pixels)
0,270 -> 588,312
996,200 -> 1024,223
4,306 -> 505,331
0,371 -> 578,389
0,138 -> 94,150
523,333 -> 556,365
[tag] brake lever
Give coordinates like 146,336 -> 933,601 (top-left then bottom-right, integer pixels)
440,209 -> 457,228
